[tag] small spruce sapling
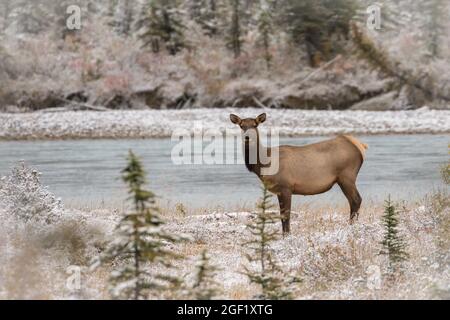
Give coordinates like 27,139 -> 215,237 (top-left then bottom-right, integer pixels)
380,196 -> 409,273
242,183 -> 300,300
91,150 -> 185,300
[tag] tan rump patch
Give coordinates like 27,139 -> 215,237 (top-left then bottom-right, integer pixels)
343,135 -> 368,159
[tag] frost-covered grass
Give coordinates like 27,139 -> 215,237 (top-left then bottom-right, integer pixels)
0,164 -> 448,300
0,108 -> 449,140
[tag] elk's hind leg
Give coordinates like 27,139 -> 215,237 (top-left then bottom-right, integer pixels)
338,178 -> 362,224
277,190 -> 292,234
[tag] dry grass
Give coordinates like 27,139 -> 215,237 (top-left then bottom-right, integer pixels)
153,195 -> 448,300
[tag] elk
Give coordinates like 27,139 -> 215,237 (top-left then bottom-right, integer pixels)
230,113 -> 368,234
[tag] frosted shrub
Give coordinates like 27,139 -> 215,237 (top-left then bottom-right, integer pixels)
0,163 -> 62,224
0,163 -> 112,299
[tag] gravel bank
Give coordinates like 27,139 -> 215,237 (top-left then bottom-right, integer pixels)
0,108 -> 449,140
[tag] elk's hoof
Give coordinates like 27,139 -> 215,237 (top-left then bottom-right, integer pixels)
349,212 -> 360,224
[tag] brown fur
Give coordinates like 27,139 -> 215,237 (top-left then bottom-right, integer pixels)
230,113 -> 367,234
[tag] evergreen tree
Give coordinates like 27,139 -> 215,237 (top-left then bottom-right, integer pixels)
255,0 -> 274,70
380,196 -> 409,271
226,0 -> 243,58
114,0 -> 134,36
418,0 -> 448,59
0,0 -> 13,33
91,150 -> 185,300
10,0 -> 52,34
242,183 -> 299,300
189,250 -> 221,300
281,0 -> 358,67
0,45 -> 6,83
188,0 -> 222,37
103,0 -> 119,27
137,0 -> 186,55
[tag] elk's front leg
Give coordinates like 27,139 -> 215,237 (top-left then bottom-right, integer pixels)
277,190 -> 292,235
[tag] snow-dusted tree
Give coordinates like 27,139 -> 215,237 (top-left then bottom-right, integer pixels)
226,0 -> 243,58
137,0 -> 186,55
0,44 -> 9,82
380,196 -> 409,272
0,0 -> 13,33
255,0 -> 274,70
114,0 -> 134,36
189,250 -> 221,300
188,0 -> 222,37
9,0 -> 53,35
418,0 -> 448,59
92,151 -> 185,300
242,184 -> 299,300
281,0 -> 358,67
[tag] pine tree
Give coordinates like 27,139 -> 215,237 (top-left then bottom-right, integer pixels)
189,250 -> 221,300
226,0 -> 243,59
137,0 -> 186,55
380,196 -> 409,271
255,0 -> 274,70
188,0 -> 222,37
10,0 -> 52,35
242,183 -> 299,300
0,44 -> 11,82
281,0 -> 358,67
91,150 -> 185,300
418,0 -> 448,59
0,0 -> 13,33
114,0 -> 134,36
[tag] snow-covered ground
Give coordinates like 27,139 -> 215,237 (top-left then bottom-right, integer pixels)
0,108 -> 449,140
0,164 -> 449,299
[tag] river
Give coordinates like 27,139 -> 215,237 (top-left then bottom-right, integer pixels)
0,135 -> 448,210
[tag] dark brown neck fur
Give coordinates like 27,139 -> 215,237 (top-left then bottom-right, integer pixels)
243,133 -> 269,177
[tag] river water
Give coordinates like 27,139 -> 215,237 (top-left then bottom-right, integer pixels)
0,135 -> 448,209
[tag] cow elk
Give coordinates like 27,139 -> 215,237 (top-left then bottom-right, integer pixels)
230,113 -> 368,234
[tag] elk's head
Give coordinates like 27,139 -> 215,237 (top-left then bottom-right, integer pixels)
230,113 -> 266,144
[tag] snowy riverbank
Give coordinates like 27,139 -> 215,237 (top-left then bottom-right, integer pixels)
0,164 -> 449,299
0,108 -> 449,140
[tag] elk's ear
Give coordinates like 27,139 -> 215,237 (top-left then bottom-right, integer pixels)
256,113 -> 266,125
230,114 -> 241,125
